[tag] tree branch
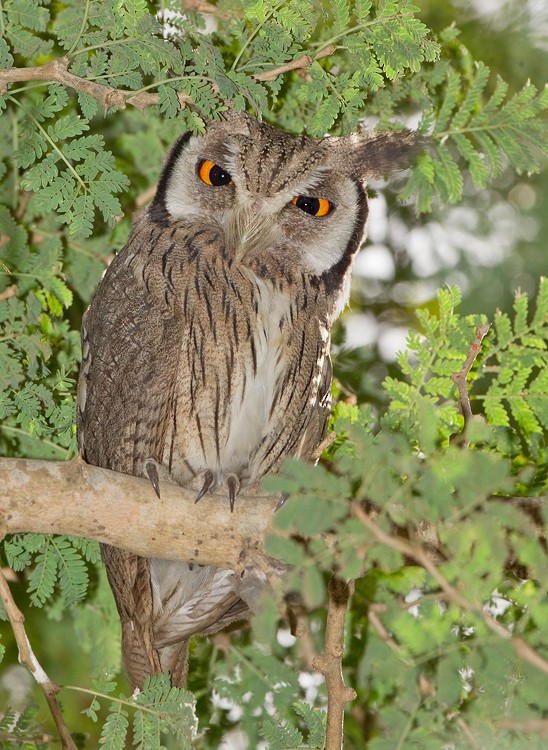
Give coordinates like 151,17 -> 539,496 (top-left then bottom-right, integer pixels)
0,58 -> 191,112
253,46 -> 336,82
496,719 -> 548,735
0,457 -> 278,574
312,577 -> 357,750
0,564 -> 77,750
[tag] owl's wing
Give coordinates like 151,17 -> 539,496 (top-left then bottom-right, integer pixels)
77,220 -> 184,475
295,353 -> 332,461
77,216 -> 187,686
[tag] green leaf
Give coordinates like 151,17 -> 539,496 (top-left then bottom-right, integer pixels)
99,706 -> 129,750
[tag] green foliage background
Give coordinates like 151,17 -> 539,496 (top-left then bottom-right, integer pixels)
0,0 -> 546,748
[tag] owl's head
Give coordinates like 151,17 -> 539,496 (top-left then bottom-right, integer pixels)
148,113 -> 419,305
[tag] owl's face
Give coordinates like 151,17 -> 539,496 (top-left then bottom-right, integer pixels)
149,114 -> 418,303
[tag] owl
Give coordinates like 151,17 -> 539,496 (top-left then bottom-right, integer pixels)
77,112 -> 418,689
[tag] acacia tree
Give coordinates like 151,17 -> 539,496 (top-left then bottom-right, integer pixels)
0,1 -> 547,748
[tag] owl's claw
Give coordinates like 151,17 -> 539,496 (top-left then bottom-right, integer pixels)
276,493 -> 289,510
144,458 -> 161,499
226,474 -> 240,513
195,469 -> 214,503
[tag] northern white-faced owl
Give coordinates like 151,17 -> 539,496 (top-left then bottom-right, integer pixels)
77,113 -> 418,689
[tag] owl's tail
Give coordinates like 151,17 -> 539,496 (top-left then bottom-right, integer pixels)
101,543 -> 190,690
121,622 -> 189,690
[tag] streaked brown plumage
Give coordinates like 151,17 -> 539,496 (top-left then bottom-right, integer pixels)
77,113 -> 418,689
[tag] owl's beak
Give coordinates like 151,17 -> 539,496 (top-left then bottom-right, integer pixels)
224,197 -> 276,262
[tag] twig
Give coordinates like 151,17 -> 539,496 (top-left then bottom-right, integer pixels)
454,716 -> 482,749
495,719 -> 548,735
0,734 -> 56,746
0,284 -> 17,301
352,502 -> 548,677
367,608 -> 407,659
0,564 -> 77,749
450,323 -> 491,438
0,58 -> 125,109
310,431 -> 337,463
253,46 -> 336,81
0,57 -> 191,113
0,46 -> 337,113
181,0 -> 240,17
312,577 -> 356,750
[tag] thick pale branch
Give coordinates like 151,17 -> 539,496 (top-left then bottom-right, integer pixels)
0,457 -> 277,573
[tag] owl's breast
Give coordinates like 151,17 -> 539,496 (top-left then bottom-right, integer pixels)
162,253 -> 328,490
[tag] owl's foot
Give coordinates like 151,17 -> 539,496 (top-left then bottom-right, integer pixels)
194,470 -> 241,512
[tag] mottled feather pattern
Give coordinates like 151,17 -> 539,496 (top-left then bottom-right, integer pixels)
77,113 -> 419,688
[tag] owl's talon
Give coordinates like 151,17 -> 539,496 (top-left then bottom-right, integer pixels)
276,493 -> 288,510
227,474 -> 240,512
145,458 -> 161,499
195,470 -> 214,503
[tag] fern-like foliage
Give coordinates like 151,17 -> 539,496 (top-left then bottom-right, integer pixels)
400,27 -> 548,211
259,280 -> 548,747
0,206 -> 78,458
0,0 -> 545,249
79,673 -> 197,750
2,534 -> 99,608
0,704 -> 48,747
260,700 -> 326,749
382,279 -> 548,479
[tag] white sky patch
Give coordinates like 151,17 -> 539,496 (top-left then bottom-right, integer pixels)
344,312 -> 379,349
298,671 -> 325,704
354,244 -> 396,281
378,327 -> 411,362
366,192 -> 389,242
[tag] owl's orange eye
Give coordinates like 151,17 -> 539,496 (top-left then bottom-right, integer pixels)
291,195 -> 332,217
198,159 -> 233,186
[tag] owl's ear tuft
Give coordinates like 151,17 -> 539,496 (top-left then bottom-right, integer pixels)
338,129 -> 426,181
